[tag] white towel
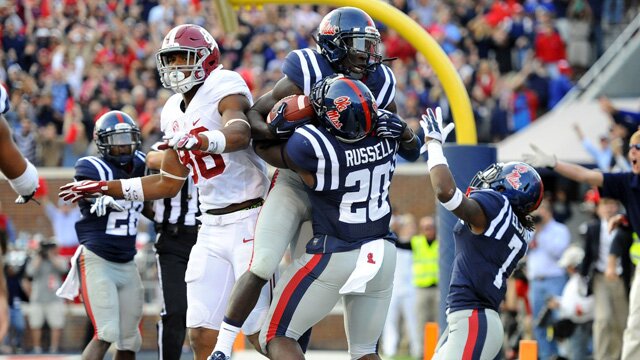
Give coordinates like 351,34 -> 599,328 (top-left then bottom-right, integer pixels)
339,239 -> 385,295
56,245 -> 84,300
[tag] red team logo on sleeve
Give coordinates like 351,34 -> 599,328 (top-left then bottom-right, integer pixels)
506,164 -> 529,190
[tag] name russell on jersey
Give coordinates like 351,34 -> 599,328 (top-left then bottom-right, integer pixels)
345,139 -> 394,167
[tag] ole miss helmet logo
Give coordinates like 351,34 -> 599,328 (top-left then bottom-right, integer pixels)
506,164 -> 530,190
326,110 -> 342,129
334,96 -> 351,112
319,19 -> 337,35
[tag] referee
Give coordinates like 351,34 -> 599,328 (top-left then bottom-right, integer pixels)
145,143 -> 200,359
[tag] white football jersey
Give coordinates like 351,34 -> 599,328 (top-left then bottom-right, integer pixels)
161,68 -> 269,211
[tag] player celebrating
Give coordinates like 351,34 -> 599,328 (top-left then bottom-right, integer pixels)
422,107 -> 543,359
59,24 -> 270,360
211,8 -> 420,359
255,75 -> 400,360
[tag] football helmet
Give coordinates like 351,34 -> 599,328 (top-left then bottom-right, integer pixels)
467,161 -> 544,214
316,7 -> 383,79
311,74 -> 378,143
156,24 -> 220,94
94,111 -> 141,166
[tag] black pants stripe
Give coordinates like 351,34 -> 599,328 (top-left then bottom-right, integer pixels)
155,229 -> 197,360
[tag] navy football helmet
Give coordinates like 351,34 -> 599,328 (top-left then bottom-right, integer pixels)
311,74 -> 378,143
467,161 -> 544,214
316,7 -> 383,79
94,111 -> 141,166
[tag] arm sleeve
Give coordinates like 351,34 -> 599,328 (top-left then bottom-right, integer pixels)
74,158 -> 104,181
285,130 -> 317,173
397,136 -> 422,162
282,50 -> 308,93
368,64 -> 397,110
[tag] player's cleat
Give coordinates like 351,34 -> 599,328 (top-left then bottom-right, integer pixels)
208,351 -> 230,360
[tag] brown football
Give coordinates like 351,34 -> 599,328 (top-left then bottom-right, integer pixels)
266,95 -> 315,124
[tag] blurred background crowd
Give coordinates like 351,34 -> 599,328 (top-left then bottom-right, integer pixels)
1,0 -> 639,169
2,0 -> 640,357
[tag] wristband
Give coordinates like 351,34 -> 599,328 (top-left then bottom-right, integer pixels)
426,140 -> 448,171
224,118 -> 251,128
9,160 -> 39,196
121,178 -> 144,201
441,188 -> 464,211
160,169 -> 189,181
203,130 -> 226,154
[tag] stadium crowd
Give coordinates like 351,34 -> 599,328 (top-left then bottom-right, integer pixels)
2,0 -> 640,358
1,0 -> 636,169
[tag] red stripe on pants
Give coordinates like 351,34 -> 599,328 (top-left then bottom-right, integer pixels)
79,253 -> 98,338
462,309 -> 479,360
266,254 -> 322,344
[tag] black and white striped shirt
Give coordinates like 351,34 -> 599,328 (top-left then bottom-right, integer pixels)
153,176 -> 200,226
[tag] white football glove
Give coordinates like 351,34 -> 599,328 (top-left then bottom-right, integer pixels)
419,107 -> 455,154
90,195 -> 125,217
164,131 -> 203,151
523,144 -> 557,168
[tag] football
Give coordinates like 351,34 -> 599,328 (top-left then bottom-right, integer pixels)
266,95 -> 315,124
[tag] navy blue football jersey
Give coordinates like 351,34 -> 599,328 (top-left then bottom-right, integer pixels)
447,189 -> 532,312
282,48 -> 396,109
286,124 -> 398,253
73,152 -> 147,263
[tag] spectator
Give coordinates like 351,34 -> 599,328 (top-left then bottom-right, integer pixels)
547,246 -> 594,360
573,123 -> 612,172
534,16 -> 567,76
25,239 -> 68,354
548,60 -> 574,108
0,201 -> 17,254
13,118 -> 37,165
42,197 -> 81,259
37,123 -> 64,167
3,248 -> 29,354
524,131 -> 640,360
527,199 -> 571,360
411,215 -> 439,357
382,213 -> 421,359
580,196 -> 628,360
566,0 -> 593,70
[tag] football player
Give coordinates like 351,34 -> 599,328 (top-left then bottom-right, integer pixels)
255,75 -> 400,360
210,8 -> 420,359
422,107 -> 543,359
0,84 -> 39,344
59,24 -> 270,360
61,110 -> 147,359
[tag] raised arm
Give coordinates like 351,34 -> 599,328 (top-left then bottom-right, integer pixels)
421,108 -> 489,233
523,144 -> 604,187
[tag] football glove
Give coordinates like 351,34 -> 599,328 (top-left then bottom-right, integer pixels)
59,180 -> 108,203
90,195 -> 125,217
419,107 -> 455,153
375,110 -> 407,140
268,102 -> 311,139
15,191 -> 38,205
523,144 -> 557,168
164,131 -> 203,151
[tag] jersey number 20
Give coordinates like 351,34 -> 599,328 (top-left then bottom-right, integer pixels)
340,162 -> 392,224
